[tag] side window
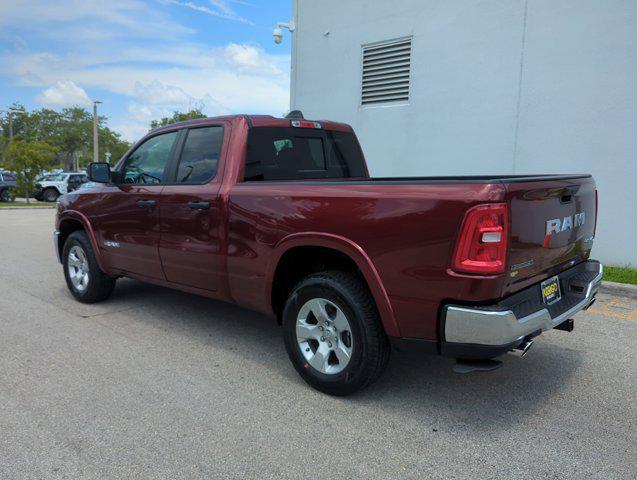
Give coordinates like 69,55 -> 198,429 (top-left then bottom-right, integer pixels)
175,126 -> 223,184
123,131 -> 178,184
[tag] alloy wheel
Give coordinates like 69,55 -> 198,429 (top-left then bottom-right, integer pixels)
296,298 -> 354,374
67,245 -> 90,292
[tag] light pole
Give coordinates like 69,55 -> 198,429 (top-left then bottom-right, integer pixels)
7,109 -> 27,143
93,100 -> 102,164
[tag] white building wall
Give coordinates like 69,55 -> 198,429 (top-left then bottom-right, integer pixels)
291,0 -> 637,266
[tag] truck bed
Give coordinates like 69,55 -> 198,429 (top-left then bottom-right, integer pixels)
229,173 -> 597,339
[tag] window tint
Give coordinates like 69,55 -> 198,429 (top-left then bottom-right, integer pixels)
68,174 -> 87,185
244,127 -> 366,181
43,174 -> 64,182
123,131 -> 178,184
176,126 -> 223,184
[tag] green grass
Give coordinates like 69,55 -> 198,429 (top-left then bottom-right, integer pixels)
0,201 -> 57,207
603,265 -> 637,285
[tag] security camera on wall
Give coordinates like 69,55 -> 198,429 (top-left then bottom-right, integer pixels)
272,21 -> 294,45
273,27 -> 283,44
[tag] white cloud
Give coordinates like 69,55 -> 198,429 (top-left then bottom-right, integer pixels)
163,0 -> 253,25
224,43 -> 282,75
0,0 -> 290,142
0,1 -> 194,39
36,80 -> 92,107
4,43 -> 289,112
133,80 -> 194,107
109,122 -> 150,143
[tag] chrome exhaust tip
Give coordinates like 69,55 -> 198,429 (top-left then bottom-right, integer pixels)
508,339 -> 533,357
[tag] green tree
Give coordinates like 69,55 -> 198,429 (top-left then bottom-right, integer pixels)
150,109 -> 206,129
5,140 -> 57,203
55,107 -> 92,170
1,106 -> 131,170
98,126 -> 130,166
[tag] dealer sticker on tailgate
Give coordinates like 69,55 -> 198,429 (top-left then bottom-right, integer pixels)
541,275 -> 562,305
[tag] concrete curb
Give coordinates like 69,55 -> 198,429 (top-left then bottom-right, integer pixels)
600,281 -> 637,300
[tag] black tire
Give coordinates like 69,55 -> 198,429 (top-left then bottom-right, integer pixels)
43,188 -> 59,202
63,231 -> 116,303
282,271 -> 390,396
0,188 -> 12,202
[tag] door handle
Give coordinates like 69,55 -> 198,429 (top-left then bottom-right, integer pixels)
187,201 -> 210,210
137,199 -> 156,207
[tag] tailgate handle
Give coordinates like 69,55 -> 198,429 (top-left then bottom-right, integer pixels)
187,201 -> 210,210
560,186 -> 579,204
136,199 -> 156,208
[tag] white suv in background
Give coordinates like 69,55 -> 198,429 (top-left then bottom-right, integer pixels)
33,172 -> 88,202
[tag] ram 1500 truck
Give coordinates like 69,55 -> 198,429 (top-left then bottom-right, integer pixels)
54,114 -> 602,395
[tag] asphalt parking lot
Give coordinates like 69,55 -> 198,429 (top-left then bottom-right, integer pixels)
1,209 -> 635,479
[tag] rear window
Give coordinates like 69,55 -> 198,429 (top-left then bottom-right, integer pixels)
244,127 -> 366,181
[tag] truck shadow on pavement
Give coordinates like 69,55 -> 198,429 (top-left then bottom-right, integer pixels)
85,278 -> 583,429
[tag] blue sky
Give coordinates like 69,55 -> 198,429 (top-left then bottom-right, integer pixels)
0,0 -> 292,141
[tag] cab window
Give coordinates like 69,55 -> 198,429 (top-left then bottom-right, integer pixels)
175,126 -> 223,184
67,174 -> 87,191
123,131 -> 178,184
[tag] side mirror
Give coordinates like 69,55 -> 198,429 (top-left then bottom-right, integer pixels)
87,162 -> 111,183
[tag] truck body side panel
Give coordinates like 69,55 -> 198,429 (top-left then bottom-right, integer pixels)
226,182 -> 507,339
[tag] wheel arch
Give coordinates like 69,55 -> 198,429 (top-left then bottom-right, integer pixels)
267,233 -> 399,337
57,211 -> 106,272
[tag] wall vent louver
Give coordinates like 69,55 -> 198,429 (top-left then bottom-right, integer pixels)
361,37 -> 412,105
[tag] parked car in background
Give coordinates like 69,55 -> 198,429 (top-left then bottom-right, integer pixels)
53,114 -> 601,395
37,169 -> 64,181
0,171 -> 17,202
33,171 -> 88,202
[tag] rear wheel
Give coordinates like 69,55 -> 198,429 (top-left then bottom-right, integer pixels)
283,271 -> 390,396
63,231 -> 116,303
43,188 -> 59,202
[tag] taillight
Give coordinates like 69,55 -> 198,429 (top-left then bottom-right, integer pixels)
452,203 -> 508,275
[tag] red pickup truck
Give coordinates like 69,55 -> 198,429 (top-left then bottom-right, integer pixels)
54,114 -> 602,395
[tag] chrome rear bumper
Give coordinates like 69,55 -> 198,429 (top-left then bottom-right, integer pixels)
443,260 -> 602,349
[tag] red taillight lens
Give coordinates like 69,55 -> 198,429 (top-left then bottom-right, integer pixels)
452,203 -> 508,274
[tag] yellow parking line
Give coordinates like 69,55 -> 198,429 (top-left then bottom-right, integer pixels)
587,307 -> 637,321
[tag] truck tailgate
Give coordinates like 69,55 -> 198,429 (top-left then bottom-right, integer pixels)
502,175 -> 597,296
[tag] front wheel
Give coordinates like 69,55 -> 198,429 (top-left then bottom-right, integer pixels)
63,231 -> 116,303
43,188 -> 59,202
283,271 -> 390,396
